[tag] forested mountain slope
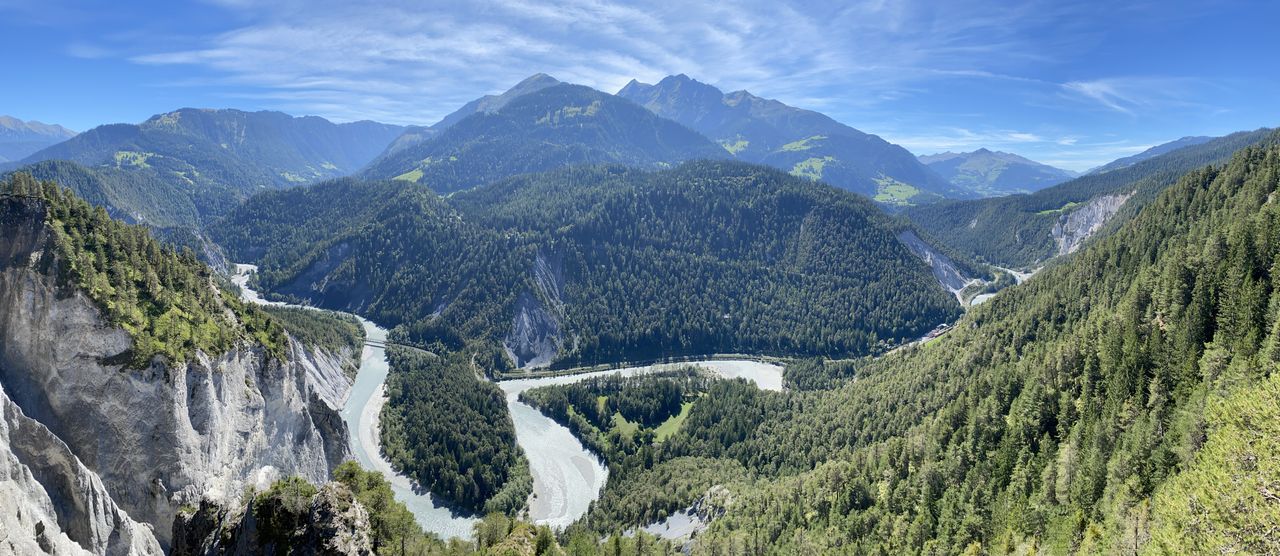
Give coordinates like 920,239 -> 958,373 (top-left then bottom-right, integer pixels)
217,160 -> 959,367
617,74 -> 963,204
360,83 -> 728,194
905,128 -> 1277,268
370,73 -> 564,158
14,108 -> 404,227
627,143 -> 1280,554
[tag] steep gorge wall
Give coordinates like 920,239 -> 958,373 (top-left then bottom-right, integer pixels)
896,230 -> 983,302
1051,191 -> 1135,256
1,382 -> 163,555
0,196 -> 354,551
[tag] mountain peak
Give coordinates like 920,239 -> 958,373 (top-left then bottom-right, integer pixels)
512,73 -> 560,91
429,74 -> 562,131
617,79 -> 650,98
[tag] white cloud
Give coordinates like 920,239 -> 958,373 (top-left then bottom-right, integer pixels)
1061,76 -> 1210,115
117,0 -> 1129,126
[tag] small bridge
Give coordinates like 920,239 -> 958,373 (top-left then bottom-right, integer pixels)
362,338 -> 436,358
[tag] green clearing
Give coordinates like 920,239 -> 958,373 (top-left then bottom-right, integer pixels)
653,401 -> 693,441
1036,200 -> 1081,214
393,168 -> 424,183
719,139 -> 749,154
113,151 -> 154,169
610,412 -> 640,441
781,135 -> 826,152
873,176 -> 922,206
790,156 -> 835,181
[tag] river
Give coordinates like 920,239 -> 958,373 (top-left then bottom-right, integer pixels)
232,264 -> 783,535
232,265 -> 479,539
971,265 -> 1040,306
497,360 -> 783,529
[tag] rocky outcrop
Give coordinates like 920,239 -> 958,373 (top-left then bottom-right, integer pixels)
897,230 -> 983,302
504,252 -> 568,368
172,482 -> 373,556
1051,192 -> 1134,256
0,197 -> 354,550
1,383 -> 163,555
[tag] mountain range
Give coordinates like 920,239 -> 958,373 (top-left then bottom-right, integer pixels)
7,108 -> 404,229
918,148 -> 1077,197
0,115 -> 75,162
359,81 -> 729,193
617,74 -> 964,204
3,67 -> 1278,555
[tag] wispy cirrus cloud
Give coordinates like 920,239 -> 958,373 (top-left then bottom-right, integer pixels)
1061,76 -> 1213,115
118,0 -> 1133,126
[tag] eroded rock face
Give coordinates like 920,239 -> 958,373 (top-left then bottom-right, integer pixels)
504,252 -> 568,369
1051,192 -> 1135,256
1,383 -> 163,555
897,230 -> 983,302
0,197 -> 354,551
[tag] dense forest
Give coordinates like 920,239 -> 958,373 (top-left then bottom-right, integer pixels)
450,162 -> 961,364
1,172 -> 288,366
217,161 -> 959,366
260,305 -> 364,376
551,143 -> 1280,553
905,128 -> 1278,267
378,347 -> 531,515
520,369 -> 714,472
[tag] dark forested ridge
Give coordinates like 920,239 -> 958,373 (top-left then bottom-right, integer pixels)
617,74 -> 963,204
905,128 -> 1278,267
360,82 -> 729,194
1086,135 -> 1214,175
378,348 -> 531,515
216,160 -> 959,367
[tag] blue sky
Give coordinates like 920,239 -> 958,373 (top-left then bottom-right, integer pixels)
1,0 -> 1276,171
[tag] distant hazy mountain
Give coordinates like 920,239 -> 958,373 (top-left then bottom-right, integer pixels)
1086,136 -> 1215,175
918,148 -> 1077,197
0,115 -> 75,162
361,80 -> 728,193
617,74 -> 963,205
17,108 -> 404,224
